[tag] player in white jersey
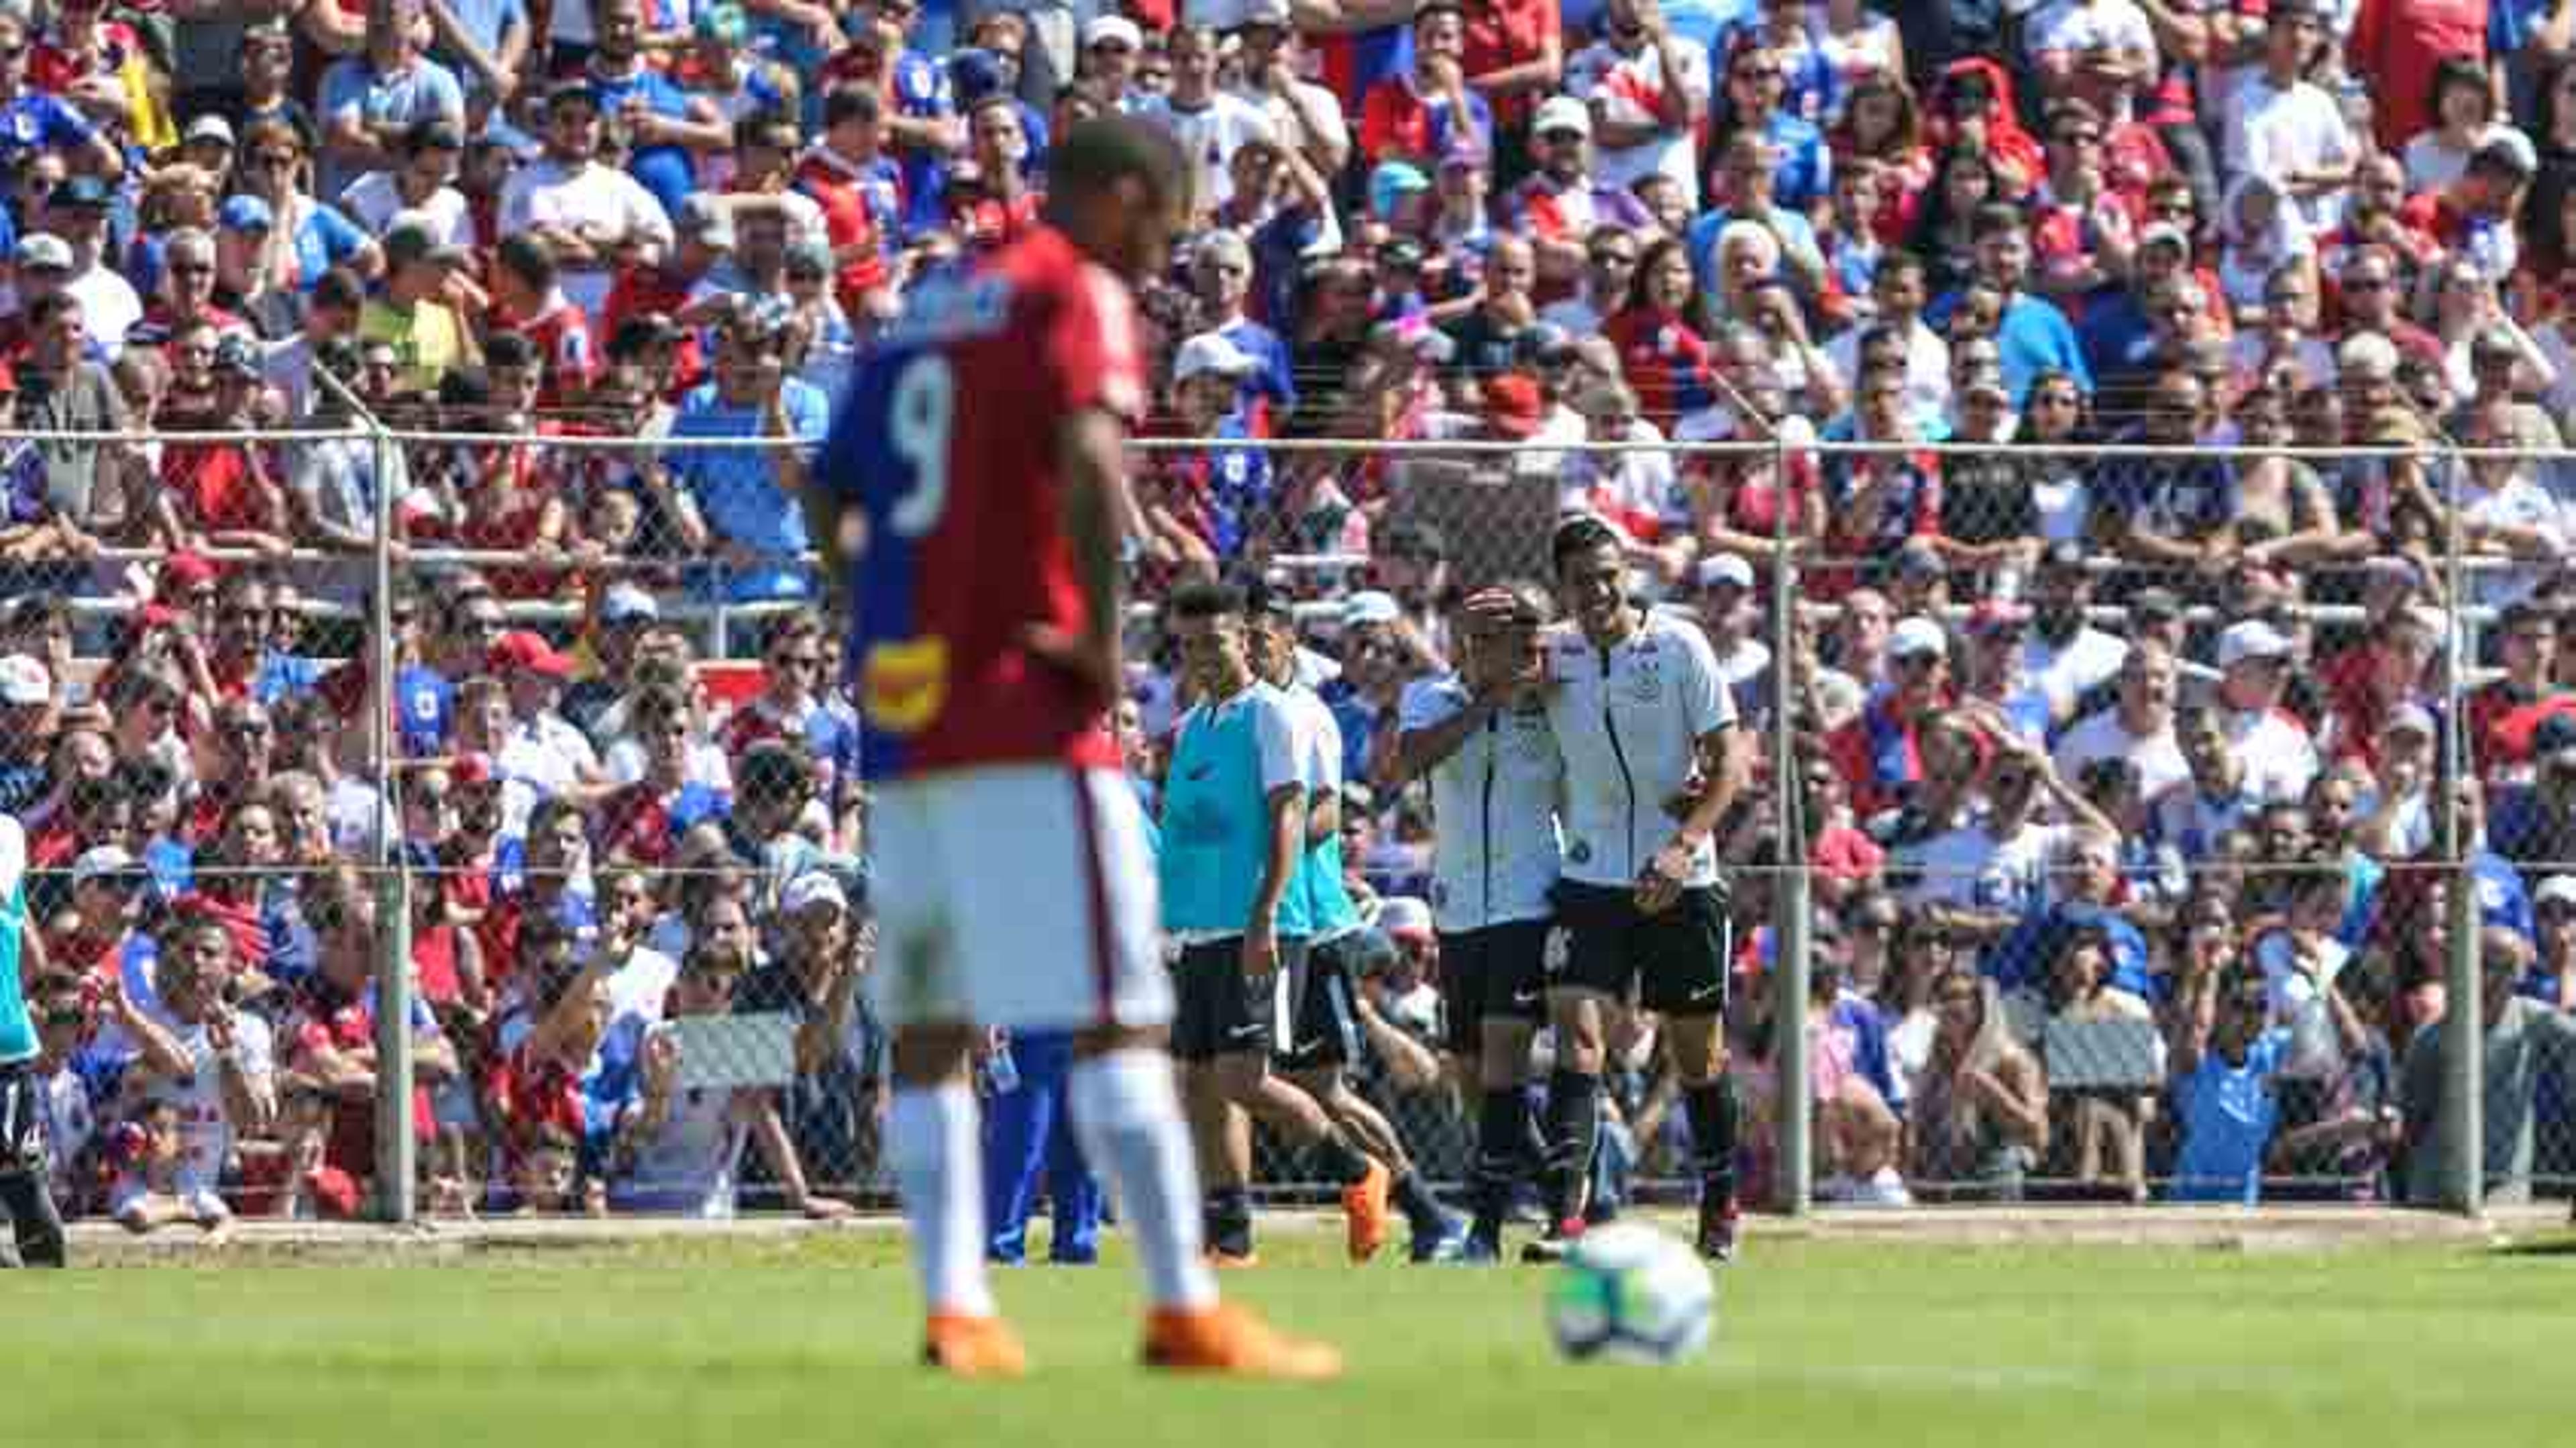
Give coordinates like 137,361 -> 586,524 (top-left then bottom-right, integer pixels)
1536,515 -> 1749,1263
1391,584 -> 1564,1261
1241,586 -> 1464,1259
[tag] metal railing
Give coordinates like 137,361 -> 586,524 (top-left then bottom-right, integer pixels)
16,412 -> 2574,1223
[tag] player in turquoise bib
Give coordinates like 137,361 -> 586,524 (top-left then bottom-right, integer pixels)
0,813 -> 68,1266
1159,580 -> 1395,1267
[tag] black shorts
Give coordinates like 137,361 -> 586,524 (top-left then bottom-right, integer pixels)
1277,933 -> 1366,1073
1438,919 -> 1552,1055
1550,880 -> 1733,1017
1169,938 -> 1296,1064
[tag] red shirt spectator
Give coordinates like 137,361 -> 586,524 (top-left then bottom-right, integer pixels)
2347,0 -> 2488,150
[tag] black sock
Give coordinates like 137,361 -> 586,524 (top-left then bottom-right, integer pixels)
1311,1129 -> 1375,1188
1544,1070 -> 1603,1226
0,1173 -> 65,1268
1206,1186 -> 1254,1257
1473,1087 -> 1528,1235
1521,1086 -> 1552,1171
1685,1078 -> 1739,1211
1391,1171 -> 1446,1233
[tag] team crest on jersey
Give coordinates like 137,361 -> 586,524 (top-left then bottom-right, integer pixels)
860,637 -> 951,735
1567,840 -> 1591,865
1542,927 -> 1571,976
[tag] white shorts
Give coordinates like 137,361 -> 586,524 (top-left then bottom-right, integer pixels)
867,763 -> 1171,1031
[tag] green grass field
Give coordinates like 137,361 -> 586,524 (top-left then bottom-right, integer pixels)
14,1226 -> 2569,1447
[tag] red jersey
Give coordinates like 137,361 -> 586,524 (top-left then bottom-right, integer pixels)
831,225 -> 1144,780
494,295 -> 598,411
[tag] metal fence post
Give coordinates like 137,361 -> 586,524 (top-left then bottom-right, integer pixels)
368,413 -> 417,1226
1769,429 -> 1812,1217
2438,437 -> 2481,1217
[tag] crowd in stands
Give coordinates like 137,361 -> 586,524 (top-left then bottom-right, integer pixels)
13,0 -> 2576,1223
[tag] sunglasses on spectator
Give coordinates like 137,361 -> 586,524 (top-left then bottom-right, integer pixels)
42,1007 -> 86,1029
0,45 -> 26,60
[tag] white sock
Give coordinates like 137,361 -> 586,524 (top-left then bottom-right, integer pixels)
888,1083 -> 996,1317
1070,1049 -> 1219,1311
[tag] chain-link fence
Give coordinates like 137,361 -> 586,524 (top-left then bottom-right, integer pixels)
8,413 -> 2573,1232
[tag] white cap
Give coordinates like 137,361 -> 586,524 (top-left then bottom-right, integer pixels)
2216,619 -> 2294,669
1532,95 -> 1592,139
601,583 -> 661,623
782,871 -> 848,916
1237,0 -> 1292,25
184,113 -> 235,147
1173,331 -> 1258,384
1084,14 -> 1143,50
0,654 -> 51,707
2538,875 -> 2576,911
2138,221 -> 2192,254
71,845 -> 138,888
1344,590 -> 1401,627
1885,617 -> 1947,664
1695,554 -> 1754,591
13,233 -> 72,271
1378,896 -> 1433,938
2385,702 -> 2437,739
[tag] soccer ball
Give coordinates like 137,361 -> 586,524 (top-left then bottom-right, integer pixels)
1546,1223 -> 1715,1365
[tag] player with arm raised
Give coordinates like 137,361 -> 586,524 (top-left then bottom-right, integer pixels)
1388,583 -> 1564,1263
1534,515 -> 1751,1264
0,812 -> 66,1268
808,117 -> 1336,1381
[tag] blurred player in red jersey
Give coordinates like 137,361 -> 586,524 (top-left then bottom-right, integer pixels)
808,118 -> 1340,1382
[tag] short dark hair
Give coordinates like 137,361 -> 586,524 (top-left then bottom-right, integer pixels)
484,331 -> 540,371
1168,579 -> 1246,623
495,233 -> 557,290
1970,203 -> 2027,242
1046,115 -> 1186,213
823,85 -> 883,129
1551,513 -> 1622,577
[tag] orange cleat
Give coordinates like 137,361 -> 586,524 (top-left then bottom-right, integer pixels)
1342,1160 -> 1391,1263
920,1312 -> 1030,1378
1143,1304 -> 1344,1380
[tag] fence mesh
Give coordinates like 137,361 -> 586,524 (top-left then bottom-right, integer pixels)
6,418 -> 2573,1233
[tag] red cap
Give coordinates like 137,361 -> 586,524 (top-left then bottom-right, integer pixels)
160,551 -> 218,597
450,751 -> 497,787
488,629 -> 574,679
1484,373 -> 1545,439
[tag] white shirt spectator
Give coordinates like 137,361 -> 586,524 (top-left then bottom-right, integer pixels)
2224,70 -> 2359,234
2228,706 -> 2322,805
65,262 -> 142,360
498,158 -> 674,312
1566,34 -> 1712,209
1138,89 -> 1275,210
2026,0 -> 2157,77
340,172 -> 478,250
2455,463 -> 2569,608
2024,626 -> 2129,703
2054,707 -> 2188,801
1827,317 -> 1948,434
1562,414 -> 1679,522
117,1005 -> 276,1206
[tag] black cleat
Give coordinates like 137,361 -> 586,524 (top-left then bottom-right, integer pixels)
1697,1198 -> 1741,1265
1519,1217 -> 1585,1263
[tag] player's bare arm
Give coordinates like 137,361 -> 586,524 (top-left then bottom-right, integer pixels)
1246,782 -> 1303,977
1639,725 -> 1743,915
